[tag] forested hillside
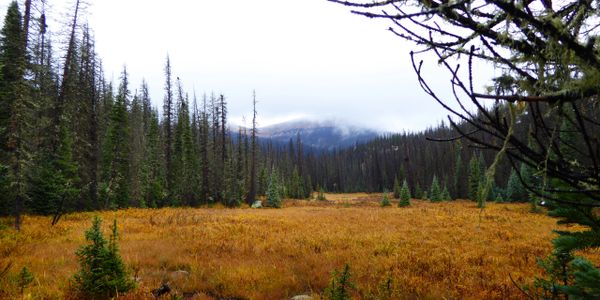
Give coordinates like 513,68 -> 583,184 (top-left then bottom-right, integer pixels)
0,1 -> 544,229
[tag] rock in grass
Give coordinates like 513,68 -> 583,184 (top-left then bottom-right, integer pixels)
291,295 -> 313,300
251,200 -> 262,208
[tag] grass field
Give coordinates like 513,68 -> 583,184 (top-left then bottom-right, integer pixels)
1,194 -> 597,299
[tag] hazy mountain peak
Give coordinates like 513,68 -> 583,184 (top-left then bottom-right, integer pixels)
258,119 -> 379,150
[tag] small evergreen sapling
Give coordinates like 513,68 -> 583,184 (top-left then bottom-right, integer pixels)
398,180 -> 411,207
325,264 -> 354,300
441,185 -> 451,201
18,266 -> 33,296
380,191 -> 391,207
73,217 -> 135,298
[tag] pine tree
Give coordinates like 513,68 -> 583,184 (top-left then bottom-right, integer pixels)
429,175 -> 442,202
399,179 -> 411,206
74,217 -> 135,298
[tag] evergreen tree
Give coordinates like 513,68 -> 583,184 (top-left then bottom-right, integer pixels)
467,155 -> 481,201
257,166 -> 268,197
245,91 -> 258,205
128,93 -> 144,207
141,109 -> 164,208
380,191 -> 391,207
74,217 -> 135,298
0,1 -> 31,230
495,193 -> 504,203
28,122 -> 79,222
325,264 -> 354,300
398,179 -> 411,207
505,169 -> 525,202
453,141 -> 464,198
162,56 -> 174,201
414,182 -> 423,199
267,167 -> 281,208
429,175 -> 442,202
18,266 -> 34,296
173,81 -> 197,206
441,185 -> 451,201
101,67 -> 130,209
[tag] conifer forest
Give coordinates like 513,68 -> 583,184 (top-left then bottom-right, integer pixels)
0,0 -> 599,299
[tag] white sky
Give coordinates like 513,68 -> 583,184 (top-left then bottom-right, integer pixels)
1,0 -> 495,132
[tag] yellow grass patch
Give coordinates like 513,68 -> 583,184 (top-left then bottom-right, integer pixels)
0,196 -> 596,299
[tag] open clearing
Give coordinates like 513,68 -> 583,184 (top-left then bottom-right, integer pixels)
1,194 -> 597,299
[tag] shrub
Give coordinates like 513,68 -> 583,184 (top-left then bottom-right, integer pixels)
73,216 -> 135,298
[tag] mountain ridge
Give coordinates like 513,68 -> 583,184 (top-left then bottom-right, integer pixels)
256,119 -> 380,150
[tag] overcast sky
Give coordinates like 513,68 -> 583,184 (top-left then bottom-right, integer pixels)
1,0 -> 495,132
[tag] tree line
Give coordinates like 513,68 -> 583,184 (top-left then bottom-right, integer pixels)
0,1 -> 318,230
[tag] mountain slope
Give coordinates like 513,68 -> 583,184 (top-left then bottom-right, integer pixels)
258,120 -> 379,150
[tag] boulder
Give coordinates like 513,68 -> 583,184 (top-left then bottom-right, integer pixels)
291,295 -> 313,300
251,201 -> 262,208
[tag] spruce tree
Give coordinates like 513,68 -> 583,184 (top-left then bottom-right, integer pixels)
162,56 -> 174,201
467,155 -> 481,201
429,176 -> 442,202
142,109 -> 164,208
414,182 -> 423,199
267,167 -> 281,208
398,179 -> 411,207
74,217 -> 135,298
0,1 -> 31,230
441,185 -> 451,201
29,122 -> 79,222
380,191 -> 391,207
505,169 -> 525,202
101,67 -> 130,209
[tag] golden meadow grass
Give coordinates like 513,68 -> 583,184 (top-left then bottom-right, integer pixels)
1,194 -> 598,299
